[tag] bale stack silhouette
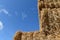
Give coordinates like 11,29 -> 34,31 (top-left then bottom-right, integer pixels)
14,0 -> 60,40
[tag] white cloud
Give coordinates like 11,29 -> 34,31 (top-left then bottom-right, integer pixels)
0,21 -> 3,30
22,12 -> 27,20
0,9 -> 8,14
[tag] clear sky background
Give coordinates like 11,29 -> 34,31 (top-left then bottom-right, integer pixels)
0,0 -> 39,40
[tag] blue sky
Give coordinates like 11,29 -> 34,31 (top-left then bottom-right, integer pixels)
0,0 -> 39,40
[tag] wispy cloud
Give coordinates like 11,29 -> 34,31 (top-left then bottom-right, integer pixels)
22,12 -> 27,20
0,21 -> 3,30
0,9 -> 9,14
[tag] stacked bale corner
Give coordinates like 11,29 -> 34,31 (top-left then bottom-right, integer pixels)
14,0 -> 60,40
